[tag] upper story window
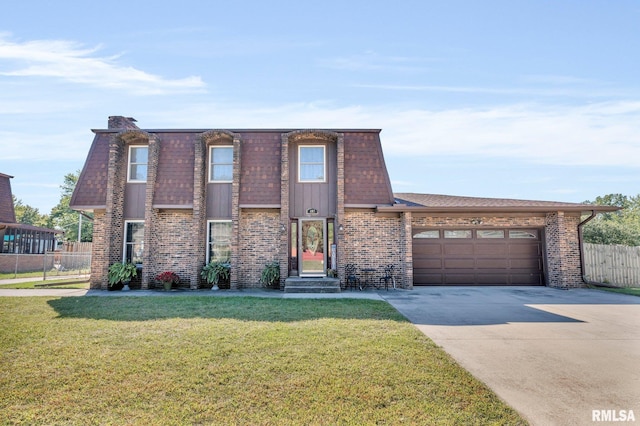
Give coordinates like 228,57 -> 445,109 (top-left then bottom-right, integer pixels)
128,146 -> 148,182
298,146 -> 325,182
209,146 -> 233,182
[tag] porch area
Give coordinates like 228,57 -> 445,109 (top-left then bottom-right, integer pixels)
284,277 -> 341,293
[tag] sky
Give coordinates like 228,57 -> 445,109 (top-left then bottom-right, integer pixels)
1,0 -> 639,214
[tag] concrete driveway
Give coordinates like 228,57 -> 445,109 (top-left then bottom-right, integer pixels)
381,287 -> 640,425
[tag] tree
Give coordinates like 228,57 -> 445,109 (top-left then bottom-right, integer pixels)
582,220 -> 640,246
49,171 -> 93,242
12,195 -> 49,227
583,194 -> 640,246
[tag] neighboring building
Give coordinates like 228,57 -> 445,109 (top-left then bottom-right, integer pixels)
70,116 -> 616,290
0,173 -> 59,255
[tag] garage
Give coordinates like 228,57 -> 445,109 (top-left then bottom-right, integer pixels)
413,228 -> 545,286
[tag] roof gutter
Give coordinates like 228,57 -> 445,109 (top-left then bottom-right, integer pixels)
578,210 -> 598,285
376,205 -> 620,214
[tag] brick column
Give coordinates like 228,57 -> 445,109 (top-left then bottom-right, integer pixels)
89,210 -> 106,289
336,133 -> 346,286
98,133 -> 127,289
230,134 -> 242,289
545,211 -> 583,288
279,133 -> 290,289
401,211 -> 413,289
141,135 -> 159,289
192,138 -> 207,289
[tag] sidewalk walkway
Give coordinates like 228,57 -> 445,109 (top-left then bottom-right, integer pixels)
0,287 -> 388,299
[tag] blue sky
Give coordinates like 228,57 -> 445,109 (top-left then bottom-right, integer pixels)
1,0 -> 639,213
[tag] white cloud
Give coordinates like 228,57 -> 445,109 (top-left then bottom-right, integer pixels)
0,35 -> 205,95
379,102 -> 640,167
144,100 -> 640,167
354,83 -> 632,99
6,97 -> 636,168
321,51 -> 438,72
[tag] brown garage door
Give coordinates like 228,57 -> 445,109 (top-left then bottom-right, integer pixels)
413,228 -> 544,286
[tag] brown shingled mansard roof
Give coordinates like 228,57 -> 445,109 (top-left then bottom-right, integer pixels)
0,173 -> 61,234
388,193 -> 620,214
70,118 -> 395,211
0,173 -> 17,223
71,117 -> 616,215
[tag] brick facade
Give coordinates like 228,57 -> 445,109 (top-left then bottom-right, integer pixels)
342,211 -> 405,287
141,135 -> 160,289
401,212 -> 413,288
89,210 -> 106,289
544,212 -> 583,288
148,210 -> 194,289
238,210 -> 281,287
191,137 -> 207,289
89,129 -> 158,289
278,132 -> 290,288
91,206 -> 585,290
77,118 -> 597,291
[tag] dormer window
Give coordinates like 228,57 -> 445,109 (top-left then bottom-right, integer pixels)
209,146 -> 233,182
298,146 -> 325,182
128,146 -> 148,182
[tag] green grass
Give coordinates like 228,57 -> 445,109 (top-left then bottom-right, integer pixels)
0,271 -> 45,280
0,279 -> 90,289
592,286 -> 640,297
0,297 -> 526,425
0,270 -> 88,280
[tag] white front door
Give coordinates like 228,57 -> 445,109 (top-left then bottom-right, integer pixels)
299,219 -> 326,277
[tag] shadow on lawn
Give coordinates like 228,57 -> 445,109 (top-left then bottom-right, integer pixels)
47,296 -> 407,322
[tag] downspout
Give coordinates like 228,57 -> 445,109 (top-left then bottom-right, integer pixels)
578,210 -> 597,285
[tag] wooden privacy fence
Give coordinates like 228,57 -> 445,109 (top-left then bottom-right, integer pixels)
61,241 -> 92,253
583,243 -> 640,287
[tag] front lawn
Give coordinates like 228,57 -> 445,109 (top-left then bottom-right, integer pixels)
0,279 -> 90,289
0,297 -> 526,425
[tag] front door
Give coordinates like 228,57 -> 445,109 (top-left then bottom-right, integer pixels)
299,219 -> 326,277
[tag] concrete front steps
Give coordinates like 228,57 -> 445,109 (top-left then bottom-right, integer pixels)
284,277 -> 341,293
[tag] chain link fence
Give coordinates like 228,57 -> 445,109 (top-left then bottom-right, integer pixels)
0,251 -> 91,280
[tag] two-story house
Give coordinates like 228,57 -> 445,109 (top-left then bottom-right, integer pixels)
70,116 -> 615,290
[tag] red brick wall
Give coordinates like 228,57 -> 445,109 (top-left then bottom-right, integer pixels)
0,254 -> 54,273
342,211 -> 405,287
192,137 -> 207,289
89,210 -> 107,289
412,215 -> 546,228
147,210 -> 194,289
545,212 -> 582,288
238,210 -> 281,288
